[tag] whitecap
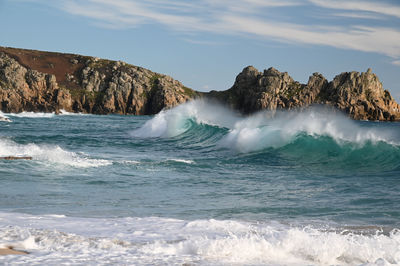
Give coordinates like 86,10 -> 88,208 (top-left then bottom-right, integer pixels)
59,109 -> 88,116
6,111 -> 55,118
132,100 -> 399,152
0,139 -> 111,168
167,158 -> 195,164
222,107 -> 400,152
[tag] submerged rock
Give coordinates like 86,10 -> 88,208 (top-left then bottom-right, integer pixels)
0,156 -> 33,160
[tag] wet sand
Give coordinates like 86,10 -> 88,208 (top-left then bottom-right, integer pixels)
0,248 -> 28,255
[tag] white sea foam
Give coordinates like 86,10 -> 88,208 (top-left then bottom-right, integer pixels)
132,101 -> 399,152
0,139 -> 111,168
6,111 -> 56,118
167,158 -> 195,164
0,110 -> 88,118
59,109 -> 88,116
0,212 -> 399,265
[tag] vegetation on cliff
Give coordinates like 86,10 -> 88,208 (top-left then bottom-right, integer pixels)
0,47 -> 199,115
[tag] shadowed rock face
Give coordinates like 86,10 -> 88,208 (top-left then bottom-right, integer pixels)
0,47 -> 198,115
0,47 -> 399,120
207,66 -> 400,121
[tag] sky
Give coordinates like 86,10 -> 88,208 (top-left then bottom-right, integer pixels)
1,0 -> 399,100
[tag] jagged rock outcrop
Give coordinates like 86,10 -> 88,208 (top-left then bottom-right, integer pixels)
0,47 -> 198,115
207,66 -> 400,121
1,46 -> 399,121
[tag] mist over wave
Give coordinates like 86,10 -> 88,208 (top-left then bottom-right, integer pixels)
132,100 -> 400,152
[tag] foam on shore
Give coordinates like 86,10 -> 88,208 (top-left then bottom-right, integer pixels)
0,212 -> 398,265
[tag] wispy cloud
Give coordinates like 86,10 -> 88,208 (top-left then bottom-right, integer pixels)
392,60 -> 400,67
219,16 -> 400,58
309,0 -> 400,19
331,12 -> 383,20
22,0 -> 400,60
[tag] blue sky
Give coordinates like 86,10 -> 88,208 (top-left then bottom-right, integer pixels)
1,0 -> 400,100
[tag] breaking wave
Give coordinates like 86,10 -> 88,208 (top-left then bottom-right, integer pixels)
130,100 -> 400,172
0,139 -> 111,168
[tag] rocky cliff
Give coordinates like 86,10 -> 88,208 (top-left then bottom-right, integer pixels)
1,47 -> 399,120
207,66 -> 400,121
0,47 -> 198,114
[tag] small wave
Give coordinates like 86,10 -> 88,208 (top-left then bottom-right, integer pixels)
0,139 -> 111,168
167,158 -> 195,164
0,213 -> 399,265
59,109 -> 88,116
6,111 -> 56,118
119,160 -> 141,165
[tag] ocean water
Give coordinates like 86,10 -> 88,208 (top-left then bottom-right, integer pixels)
0,100 -> 399,265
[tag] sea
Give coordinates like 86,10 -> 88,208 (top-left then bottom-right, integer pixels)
0,100 -> 399,265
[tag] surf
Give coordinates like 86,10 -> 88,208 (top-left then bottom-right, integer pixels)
0,212 -> 399,265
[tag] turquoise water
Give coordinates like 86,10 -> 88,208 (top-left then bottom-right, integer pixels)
1,100 -> 400,265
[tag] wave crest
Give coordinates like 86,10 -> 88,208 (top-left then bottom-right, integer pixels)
132,100 -> 399,152
130,100 -> 238,138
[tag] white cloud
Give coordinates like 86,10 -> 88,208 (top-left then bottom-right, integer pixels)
21,0 -> 400,60
332,12 -> 383,20
392,60 -> 400,66
218,16 -> 400,57
309,0 -> 400,19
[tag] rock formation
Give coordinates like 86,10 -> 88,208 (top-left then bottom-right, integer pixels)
0,47 -> 198,115
207,66 -> 400,121
1,46 -> 399,120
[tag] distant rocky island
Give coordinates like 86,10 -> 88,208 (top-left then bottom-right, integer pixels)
1,46 -> 399,121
